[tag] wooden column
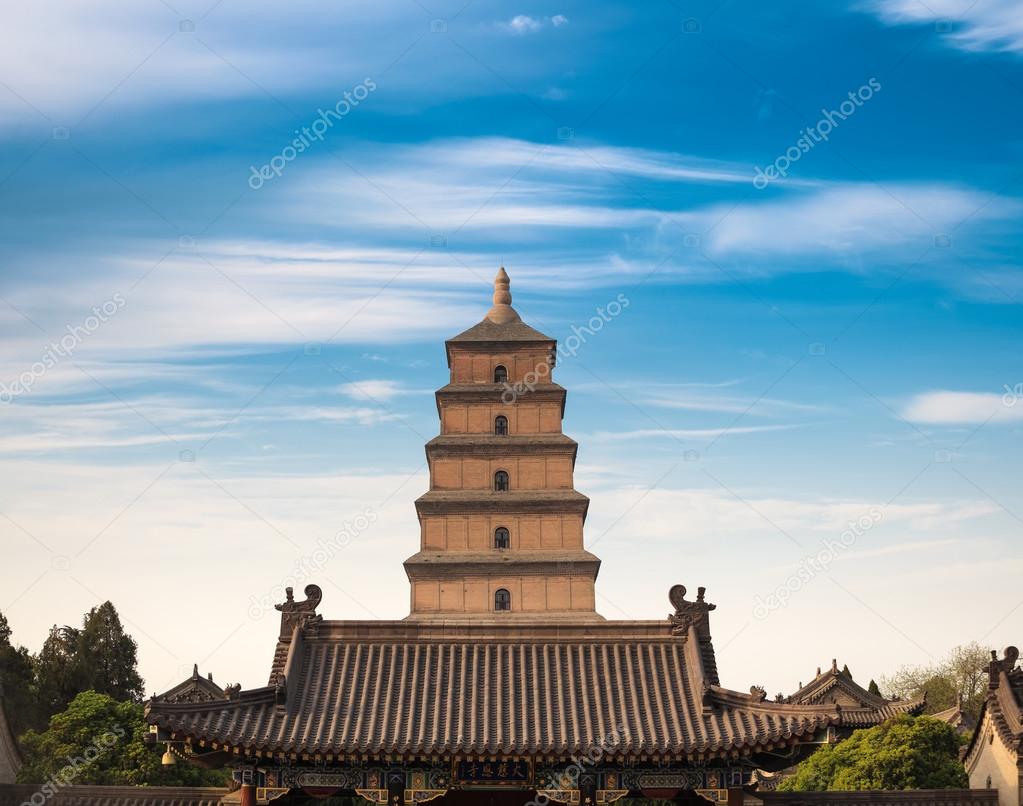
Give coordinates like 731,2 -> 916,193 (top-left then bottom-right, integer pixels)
240,784 -> 256,806
386,769 -> 405,806
579,773 -> 597,806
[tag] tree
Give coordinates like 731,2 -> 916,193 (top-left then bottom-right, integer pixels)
0,611 -> 39,736
867,679 -> 881,697
77,602 -> 144,703
34,626 -> 85,721
34,601 -> 145,720
881,642 -> 990,720
779,716 -> 968,791
17,691 -> 228,787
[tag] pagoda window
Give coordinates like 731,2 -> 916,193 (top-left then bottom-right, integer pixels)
494,415 -> 509,435
494,470 -> 509,491
494,527 -> 510,549
494,589 -> 511,611
493,365 -> 508,383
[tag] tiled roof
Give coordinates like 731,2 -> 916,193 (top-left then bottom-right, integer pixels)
403,549 -> 601,576
146,609 -> 847,760
414,489 -> 590,515
447,318 -> 555,344
0,786 -> 228,806
786,661 -> 925,726
147,587 -> 919,763
426,434 -> 578,452
965,647 -> 1022,762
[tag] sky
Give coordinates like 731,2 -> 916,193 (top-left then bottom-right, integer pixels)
0,0 -> 1021,699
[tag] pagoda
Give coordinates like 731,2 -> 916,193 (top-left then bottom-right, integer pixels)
146,270 -> 918,806
406,266 -> 598,620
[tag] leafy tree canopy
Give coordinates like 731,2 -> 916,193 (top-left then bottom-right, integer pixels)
17,691 -> 228,787
779,715 -> 968,791
880,642 -> 990,721
77,602 -> 144,702
0,611 -> 39,737
33,601 -> 145,723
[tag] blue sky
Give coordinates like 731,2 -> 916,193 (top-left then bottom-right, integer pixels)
1,0 -> 1021,697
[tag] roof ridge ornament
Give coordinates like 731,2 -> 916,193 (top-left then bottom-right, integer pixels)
668,584 -> 716,638
989,646 -> 1020,688
485,267 -> 522,325
275,584 -> 323,638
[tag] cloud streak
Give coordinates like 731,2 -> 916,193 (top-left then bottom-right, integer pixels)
865,0 -> 1023,54
902,390 -> 1023,424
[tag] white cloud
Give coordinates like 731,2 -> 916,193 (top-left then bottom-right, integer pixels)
505,15 -> 543,34
337,379 -> 407,402
586,424 -> 800,441
582,484 -> 998,543
278,140 -> 1012,269
0,0 -> 395,121
0,395 -> 399,455
700,183 -> 1016,256
501,15 -> 569,34
0,245 -> 485,371
0,2 -> 572,124
865,0 -> 1023,53
902,390 -> 1023,424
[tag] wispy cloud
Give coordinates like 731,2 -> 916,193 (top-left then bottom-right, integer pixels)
699,183 -> 1017,256
500,14 -> 569,34
586,424 -> 801,441
575,380 -> 824,418
902,390 -> 1023,424
336,379 -> 424,402
864,0 -> 1023,54
584,484 -> 999,542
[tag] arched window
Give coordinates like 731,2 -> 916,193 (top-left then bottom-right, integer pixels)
494,527 -> 510,549
494,589 -> 511,611
493,365 -> 508,383
494,470 -> 509,491
494,415 -> 508,435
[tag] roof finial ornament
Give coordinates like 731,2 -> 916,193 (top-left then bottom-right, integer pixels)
668,583 -> 716,639
274,584 -> 323,639
485,267 -> 521,325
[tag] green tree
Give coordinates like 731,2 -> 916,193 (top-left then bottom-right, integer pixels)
881,642 -> 989,720
0,611 -> 39,736
868,679 -> 881,697
34,601 -> 145,720
34,626 -> 85,720
17,691 -> 228,787
77,602 -> 144,703
779,715 -> 968,791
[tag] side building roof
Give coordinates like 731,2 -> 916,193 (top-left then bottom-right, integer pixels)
785,658 -> 926,727
964,646 -> 1022,765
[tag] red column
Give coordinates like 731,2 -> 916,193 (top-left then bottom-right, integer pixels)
240,783 -> 256,806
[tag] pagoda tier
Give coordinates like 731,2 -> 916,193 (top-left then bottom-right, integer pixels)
405,268 -> 600,620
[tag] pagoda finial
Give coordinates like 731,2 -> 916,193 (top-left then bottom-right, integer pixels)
485,266 -> 521,324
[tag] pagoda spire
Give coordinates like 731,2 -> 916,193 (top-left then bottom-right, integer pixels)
485,267 -> 521,324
